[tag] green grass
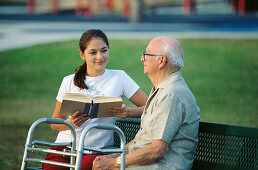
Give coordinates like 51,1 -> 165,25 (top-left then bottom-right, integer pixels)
0,39 -> 257,169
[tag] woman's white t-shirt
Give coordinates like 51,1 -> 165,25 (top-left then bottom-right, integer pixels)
55,69 -> 139,149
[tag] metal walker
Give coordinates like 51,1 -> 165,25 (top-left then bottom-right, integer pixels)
21,118 -> 126,170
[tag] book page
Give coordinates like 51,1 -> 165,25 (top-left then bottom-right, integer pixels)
60,93 -> 123,118
63,93 -> 92,103
93,96 -> 122,103
60,100 -> 86,116
95,101 -> 123,118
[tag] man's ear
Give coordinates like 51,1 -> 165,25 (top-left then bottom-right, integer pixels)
79,50 -> 85,60
158,55 -> 167,68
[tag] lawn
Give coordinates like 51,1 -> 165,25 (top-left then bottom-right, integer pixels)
0,39 -> 257,169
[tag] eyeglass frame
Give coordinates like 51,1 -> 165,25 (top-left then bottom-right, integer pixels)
142,51 -> 163,61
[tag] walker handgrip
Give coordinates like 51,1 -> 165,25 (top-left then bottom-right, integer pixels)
45,118 -> 66,124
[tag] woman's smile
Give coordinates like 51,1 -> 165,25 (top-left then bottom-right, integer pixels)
95,60 -> 105,65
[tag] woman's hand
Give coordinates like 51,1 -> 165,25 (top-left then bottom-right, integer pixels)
67,111 -> 90,127
107,104 -> 130,119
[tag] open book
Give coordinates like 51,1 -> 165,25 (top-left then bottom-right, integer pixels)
60,93 -> 123,119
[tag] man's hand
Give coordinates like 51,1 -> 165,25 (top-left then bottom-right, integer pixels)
93,156 -> 119,170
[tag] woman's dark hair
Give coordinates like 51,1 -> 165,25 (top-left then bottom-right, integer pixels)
74,29 -> 109,90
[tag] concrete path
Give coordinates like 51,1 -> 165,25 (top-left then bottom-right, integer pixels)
1,19 -> 258,51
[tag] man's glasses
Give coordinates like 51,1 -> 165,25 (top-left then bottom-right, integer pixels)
142,51 -> 162,61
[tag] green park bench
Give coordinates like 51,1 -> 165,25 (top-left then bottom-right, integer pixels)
21,117 -> 258,169
114,118 -> 258,170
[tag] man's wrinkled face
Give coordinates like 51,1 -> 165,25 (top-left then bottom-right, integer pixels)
141,39 -> 162,75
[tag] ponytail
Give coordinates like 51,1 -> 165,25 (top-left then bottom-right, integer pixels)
74,62 -> 88,90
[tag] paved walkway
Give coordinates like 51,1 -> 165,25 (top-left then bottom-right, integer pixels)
1,18 -> 258,51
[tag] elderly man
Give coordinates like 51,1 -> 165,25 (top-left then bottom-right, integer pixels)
93,36 -> 200,170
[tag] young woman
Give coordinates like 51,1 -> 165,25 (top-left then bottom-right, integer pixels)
43,29 -> 148,170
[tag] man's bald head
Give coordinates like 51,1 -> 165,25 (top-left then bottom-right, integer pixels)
149,36 -> 184,69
